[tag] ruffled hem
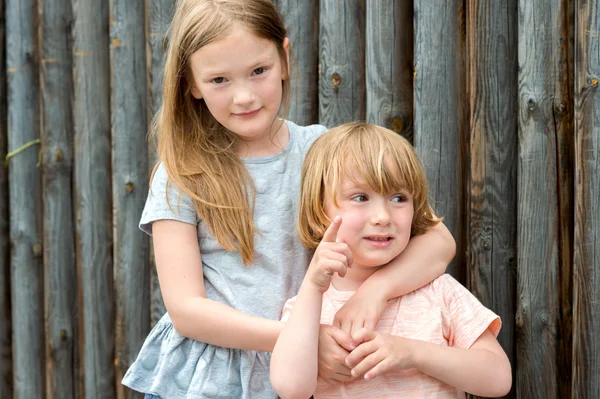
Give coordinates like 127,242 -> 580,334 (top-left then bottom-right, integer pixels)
122,314 -> 276,399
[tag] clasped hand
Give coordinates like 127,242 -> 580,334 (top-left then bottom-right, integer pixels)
308,216 -> 400,383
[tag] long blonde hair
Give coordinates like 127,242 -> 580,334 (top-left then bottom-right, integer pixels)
298,122 -> 442,250
153,0 -> 291,264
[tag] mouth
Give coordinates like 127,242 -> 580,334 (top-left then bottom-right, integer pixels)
233,108 -> 261,117
363,235 -> 394,246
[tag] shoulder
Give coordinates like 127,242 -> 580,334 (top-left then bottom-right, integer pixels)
286,120 -> 328,152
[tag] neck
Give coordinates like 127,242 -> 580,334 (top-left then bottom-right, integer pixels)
331,264 -> 382,291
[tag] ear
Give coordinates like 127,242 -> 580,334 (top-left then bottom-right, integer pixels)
282,37 -> 290,80
190,83 -> 202,99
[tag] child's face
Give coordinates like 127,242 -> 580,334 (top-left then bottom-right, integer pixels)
189,24 -> 289,155
323,170 -> 414,268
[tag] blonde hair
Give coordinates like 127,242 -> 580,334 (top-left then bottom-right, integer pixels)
152,0 -> 291,264
299,122 -> 442,250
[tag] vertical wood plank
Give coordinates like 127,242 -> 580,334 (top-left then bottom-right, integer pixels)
572,0 -> 600,396
365,0 -> 414,142
516,0 -> 571,396
5,0 -> 45,397
40,0 -> 76,397
413,0 -> 466,280
318,0 -> 366,127
276,0 -> 320,126
110,1 -> 149,397
0,1 -> 12,396
72,0 -> 115,397
146,0 -> 173,328
466,1 -> 518,397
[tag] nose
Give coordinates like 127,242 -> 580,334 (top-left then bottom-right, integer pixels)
370,202 -> 391,225
233,84 -> 255,106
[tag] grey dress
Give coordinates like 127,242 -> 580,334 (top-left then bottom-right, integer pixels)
122,121 -> 327,398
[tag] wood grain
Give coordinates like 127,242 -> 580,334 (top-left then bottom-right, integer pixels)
0,1 -> 12,396
110,1 -> 150,397
72,0 -> 115,397
276,0 -> 320,126
318,0 -> 366,127
515,0 -> 571,396
365,0 -> 414,142
572,0 -> 600,396
6,0 -> 45,397
413,0 -> 466,280
40,0 -> 77,397
466,1 -> 519,397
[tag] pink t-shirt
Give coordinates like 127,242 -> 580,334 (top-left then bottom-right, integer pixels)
281,274 -> 501,399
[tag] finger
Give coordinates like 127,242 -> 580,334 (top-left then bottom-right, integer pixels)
322,215 -> 342,243
351,351 -> 384,378
351,328 -> 377,345
345,339 -> 377,368
340,319 -> 352,335
364,359 -> 391,381
327,325 -> 356,351
363,316 -> 377,332
349,320 -> 363,337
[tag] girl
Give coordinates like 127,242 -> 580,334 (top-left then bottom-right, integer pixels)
122,1 -> 455,398
271,122 -> 512,398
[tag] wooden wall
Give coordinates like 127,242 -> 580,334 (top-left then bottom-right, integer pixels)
0,0 -> 598,398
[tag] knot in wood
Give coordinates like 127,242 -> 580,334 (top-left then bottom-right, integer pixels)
54,148 -> 64,162
60,329 -> 68,341
391,117 -> 404,134
32,242 -> 42,257
125,182 -> 135,192
556,103 -> 566,114
527,99 -> 536,111
590,78 -> 598,86
331,72 -> 342,89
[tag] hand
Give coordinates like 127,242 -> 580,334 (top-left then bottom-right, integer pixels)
317,324 -> 358,384
333,284 -> 387,336
306,216 -> 353,293
345,328 -> 416,381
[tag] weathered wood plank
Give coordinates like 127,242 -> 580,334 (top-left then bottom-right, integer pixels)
72,0 -> 115,397
276,0 -> 319,126
318,0 -> 366,127
516,0 -> 570,396
365,0 -> 414,142
146,0 -> 173,328
413,0 -> 465,280
572,0 -> 600,396
40,0 -> 77,397
465,1 -> 518,397
110,1 -> 150,397
0,1 -> 12,396
5,0 -> 45,397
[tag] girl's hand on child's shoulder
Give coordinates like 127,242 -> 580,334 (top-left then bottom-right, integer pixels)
333,286 -> 387,336
345,329 -> 416,381
306,216 -> 353,293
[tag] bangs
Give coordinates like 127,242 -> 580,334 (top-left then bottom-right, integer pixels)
326,129 -> 424,202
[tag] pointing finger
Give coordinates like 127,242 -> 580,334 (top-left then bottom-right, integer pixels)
322,215 -> 342,243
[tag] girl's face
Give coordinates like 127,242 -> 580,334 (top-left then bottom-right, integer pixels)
189,24 -> 290,156
323,170 -> 414,269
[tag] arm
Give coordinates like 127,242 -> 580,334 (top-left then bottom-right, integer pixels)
153,219 -> 281,351
334,221 -> 455,333
348,329 -> 512,397
271,217 -> 352,399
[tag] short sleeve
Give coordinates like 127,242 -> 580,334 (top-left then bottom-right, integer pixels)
280,296 -> 298,323
139,163 -> 198,235
438,274 -> 502,349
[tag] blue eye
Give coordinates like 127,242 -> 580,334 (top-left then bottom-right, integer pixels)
351,194 -> 368,202
391,194 -> 407,202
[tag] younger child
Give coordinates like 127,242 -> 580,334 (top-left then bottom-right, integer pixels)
271,122 -> 512,398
